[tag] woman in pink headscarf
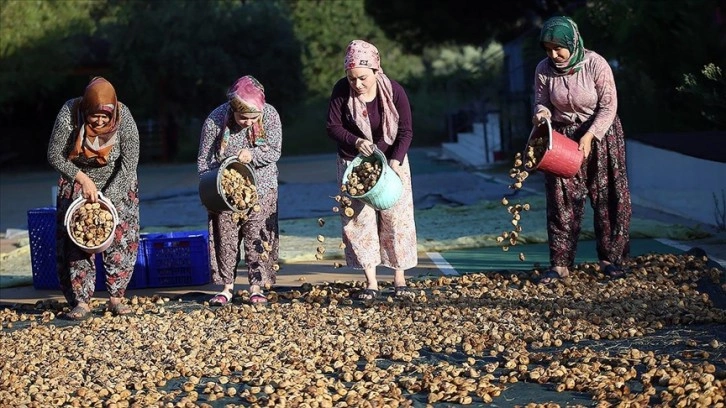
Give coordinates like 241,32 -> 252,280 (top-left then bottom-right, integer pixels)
198,75 -> 283,305
326,40 -> 418,300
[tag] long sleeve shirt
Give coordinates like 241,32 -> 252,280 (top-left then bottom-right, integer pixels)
326,77 -> 413,162
533,50 -> 618,140
47,99 -> 140,205
197,103 -> 282,197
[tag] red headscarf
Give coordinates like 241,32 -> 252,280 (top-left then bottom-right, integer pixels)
68,77 -> 120,166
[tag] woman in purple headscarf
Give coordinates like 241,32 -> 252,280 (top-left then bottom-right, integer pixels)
326,40 -> 418,300
198,75 -> 282,305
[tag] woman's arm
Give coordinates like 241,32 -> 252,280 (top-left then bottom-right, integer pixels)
326,79 -> 360,149
586,54 -> 618,140
388,81 -> 413,164
47,100 -> 81,180
103,105 -> 140,204
532,60 -> 553,124
198,106 -> 225,176
250,104 -> 282,167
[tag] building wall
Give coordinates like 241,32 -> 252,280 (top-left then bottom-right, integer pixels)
626,140 -> 726,227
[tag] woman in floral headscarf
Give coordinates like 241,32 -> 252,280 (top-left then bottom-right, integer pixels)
198,75 -> 282,305
326,40 -> 418,300
47,76 -> 141,320
532,16 -> 631,284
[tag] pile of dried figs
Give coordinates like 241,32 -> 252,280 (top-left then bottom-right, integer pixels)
220,167 -> 259,222
69,202 -> 114,248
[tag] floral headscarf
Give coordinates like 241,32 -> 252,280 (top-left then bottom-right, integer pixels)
67,77 -> 120,166
540,16 -> 586,76
344,40 -> 399,145
219,75 -> 267,155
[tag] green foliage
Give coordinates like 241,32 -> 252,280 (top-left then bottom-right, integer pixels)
0,0 -> 107,113
573,0 -> 726,132
678,64 -> 726,128
363,0 -> 573,52
106,0 -> 304,121
289,0 -> 422,98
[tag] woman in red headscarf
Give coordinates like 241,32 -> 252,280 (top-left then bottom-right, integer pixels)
198,75 -> 283,305
47,76 -> 141,320
326,40 -> 418,300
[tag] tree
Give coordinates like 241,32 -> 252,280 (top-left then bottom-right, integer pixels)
363,0 -> 578,53
573,0 -> 726,132
678,63 -> 726,128
106,0 -> 304,121
289,0 -> 423,98
0,0 -> 108,116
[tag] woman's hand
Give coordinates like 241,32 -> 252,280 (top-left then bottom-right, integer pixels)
237,149 -> 253,164
532,109 -> 551,126
355,138 -> 375,157
75,171 -> 99,202
578,132 -> 595,159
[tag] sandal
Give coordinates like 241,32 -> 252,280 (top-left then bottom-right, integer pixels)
355,289 -> 379,300
209,292 -> 232,306
538,269 -> 562,285
249,292 -> 268,304
603,264 -> 626,279
66,304 -> 91,321
394,286 -> 416,300
107,302 -> 132,316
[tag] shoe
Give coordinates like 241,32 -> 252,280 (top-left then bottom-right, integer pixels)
107,302 -> 132,316
249,292 -> 268,304
209,292 -> 232,306
393,286 -> 416,300
603,264 -> 626,279
538,269 -> 562,285
355,288 -> 379,300
65,304 -> 91,321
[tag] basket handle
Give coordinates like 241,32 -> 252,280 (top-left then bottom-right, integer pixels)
97,192 -> 119,222
63,195 -> 86,227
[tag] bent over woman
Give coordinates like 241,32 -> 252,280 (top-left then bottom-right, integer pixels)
47,76 -> 140,319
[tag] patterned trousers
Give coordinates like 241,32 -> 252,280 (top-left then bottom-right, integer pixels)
545,116 -> 631,267
56,178 -> 140,306
207,189 -> 279,287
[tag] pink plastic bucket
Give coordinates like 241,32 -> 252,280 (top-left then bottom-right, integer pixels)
524,119 -> 583,178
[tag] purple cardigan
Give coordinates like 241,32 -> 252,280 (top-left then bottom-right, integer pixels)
326,77 -> 413,162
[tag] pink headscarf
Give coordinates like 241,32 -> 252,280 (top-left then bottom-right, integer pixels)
344,40 -> 399,146
227,75 -> 265,113
219,75 -> 267,156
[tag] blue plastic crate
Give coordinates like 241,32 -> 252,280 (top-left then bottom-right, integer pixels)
28,207 -> 59,290
28,207 -> 147,291
143,231 -> 210,288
